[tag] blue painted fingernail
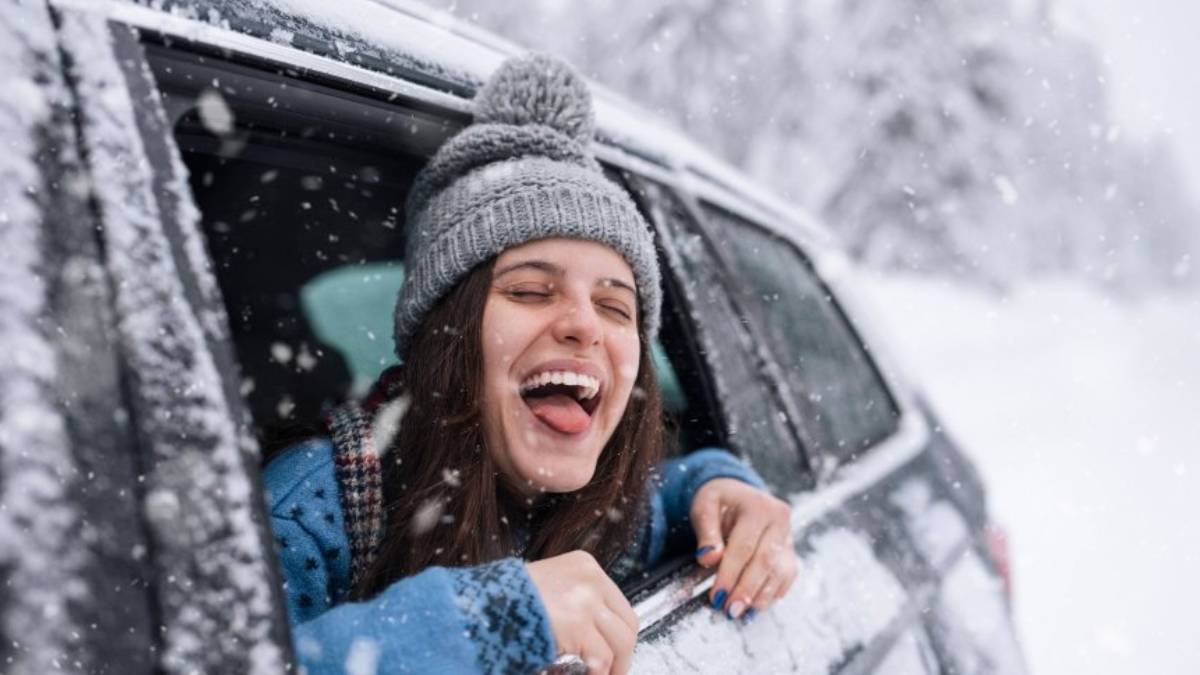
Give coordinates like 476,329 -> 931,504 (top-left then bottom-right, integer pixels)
742,608 -> 758,624
712,588 -> 727,609
695,545 -> 716,558
726,600 -> 746,620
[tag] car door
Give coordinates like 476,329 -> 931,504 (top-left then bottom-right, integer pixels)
0,3 -> 295,672
1,4 -> 159,671
683,196 -> 1025,674
612,174 -> 923,673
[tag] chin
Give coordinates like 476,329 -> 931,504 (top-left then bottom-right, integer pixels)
514,452 -> 599,494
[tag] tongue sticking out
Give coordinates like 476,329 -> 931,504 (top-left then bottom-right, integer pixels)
527,393 -> 591,434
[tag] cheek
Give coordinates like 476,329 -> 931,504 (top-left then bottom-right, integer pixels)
480,301 -> 524,387
609,335 -> 643,408
481,329 -> 516,386
479,304 -> 519,448
479,301 -> 544,432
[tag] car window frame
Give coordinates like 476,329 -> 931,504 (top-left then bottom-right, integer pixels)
123,3 -> 803,475
678,169 -> 928,479
34,9 -> 302,670
115,7 -> 748,633
0,6 -> 160,668
695,199 -> 904,472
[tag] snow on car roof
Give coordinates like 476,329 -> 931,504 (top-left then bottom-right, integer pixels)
113,0 -> 831,243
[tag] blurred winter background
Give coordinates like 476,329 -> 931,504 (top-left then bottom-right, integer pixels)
437,0 -> 1200,673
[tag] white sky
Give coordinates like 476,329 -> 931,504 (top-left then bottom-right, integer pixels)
1052,0 -> 1200,184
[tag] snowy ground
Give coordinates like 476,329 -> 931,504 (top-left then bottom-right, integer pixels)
857,274 -> 1200,675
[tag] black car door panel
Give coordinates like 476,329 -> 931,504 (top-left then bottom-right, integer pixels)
0,6 -> 297,671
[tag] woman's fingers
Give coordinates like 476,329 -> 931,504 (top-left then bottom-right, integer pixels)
750,539 -> 799,611
592,605 -> 636,675
724,522 -> 784,619
581,625 -> 616,675
774,555 -> 799,602
526,551 -> 637,672
709,507 -> 769,610
710,517 -> 797,619
594,568 -> 639,636
590,564 -> 637,672
589,562 -> 637,673
691,478 -> 798,620
689,485 -> 727,568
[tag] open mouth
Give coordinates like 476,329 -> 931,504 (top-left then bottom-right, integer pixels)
519,370 -> 602,435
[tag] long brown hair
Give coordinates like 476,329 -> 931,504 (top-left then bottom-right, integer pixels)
356,258 -> 667,599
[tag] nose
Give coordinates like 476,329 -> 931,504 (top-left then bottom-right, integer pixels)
550,294 -> 602,348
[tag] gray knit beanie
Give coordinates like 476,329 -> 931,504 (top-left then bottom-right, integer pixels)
393,53 -> 661,359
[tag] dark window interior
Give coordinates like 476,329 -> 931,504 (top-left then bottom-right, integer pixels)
179,130 -> 417,432
144,43 -> 459,446
701,203 -> 900,465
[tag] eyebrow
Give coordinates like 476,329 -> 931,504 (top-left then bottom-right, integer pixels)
493,259 -> 637,295
494,260 -> 561,278
600,277 -> 637,295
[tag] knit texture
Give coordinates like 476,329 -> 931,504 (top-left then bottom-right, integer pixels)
263,439 -> 767,674
451,559 -> 555,674
265,441 -> 558,674
394,53 -> 661,359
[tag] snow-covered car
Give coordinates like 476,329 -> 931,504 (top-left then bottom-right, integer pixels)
0,0 -> 1029,672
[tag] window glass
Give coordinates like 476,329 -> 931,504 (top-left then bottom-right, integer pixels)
629,178 -> 806,493
702,203 -> 899,463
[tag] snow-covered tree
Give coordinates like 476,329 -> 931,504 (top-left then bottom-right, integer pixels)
446,0 -> 1199,294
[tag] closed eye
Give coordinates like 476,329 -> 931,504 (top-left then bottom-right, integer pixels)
599,302 -> 633,321
503,284 -> 553,301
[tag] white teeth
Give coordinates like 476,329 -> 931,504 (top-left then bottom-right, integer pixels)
519,370 -> 601,401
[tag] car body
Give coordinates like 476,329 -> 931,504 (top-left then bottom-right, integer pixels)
0,0 -> 1028,672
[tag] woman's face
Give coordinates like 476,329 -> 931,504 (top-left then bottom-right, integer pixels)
480,237 -> 642,497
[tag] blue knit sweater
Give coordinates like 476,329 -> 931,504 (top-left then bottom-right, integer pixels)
264,440 -> 765,674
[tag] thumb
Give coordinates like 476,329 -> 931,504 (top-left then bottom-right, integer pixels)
690,486 -> 726,568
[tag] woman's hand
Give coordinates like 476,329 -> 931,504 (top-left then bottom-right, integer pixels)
526,550 -> 638,675
691,478 -> 798,621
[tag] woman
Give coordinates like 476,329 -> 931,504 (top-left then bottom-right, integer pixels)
264,54 -> 797,675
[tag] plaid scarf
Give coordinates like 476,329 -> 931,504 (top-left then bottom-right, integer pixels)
325,365 -> 407,588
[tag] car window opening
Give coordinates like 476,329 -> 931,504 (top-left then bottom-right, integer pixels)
152,46 -> 709,482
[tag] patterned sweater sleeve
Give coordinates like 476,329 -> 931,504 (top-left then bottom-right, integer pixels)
264,441 -> 557,674
640,447 -> 769,568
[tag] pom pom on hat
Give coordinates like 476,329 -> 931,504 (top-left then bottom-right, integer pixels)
473,53 -> 594,146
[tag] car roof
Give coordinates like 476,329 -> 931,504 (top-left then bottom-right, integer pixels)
108,0 -> 836,249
